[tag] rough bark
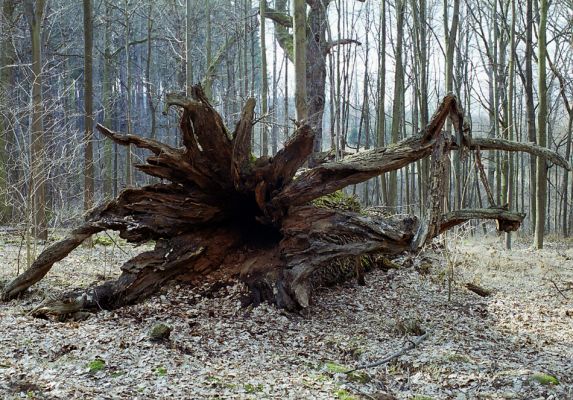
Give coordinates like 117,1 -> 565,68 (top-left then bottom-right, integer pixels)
2,90 -> 568,315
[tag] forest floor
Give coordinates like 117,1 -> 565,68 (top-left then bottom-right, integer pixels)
0,227 -> 572,400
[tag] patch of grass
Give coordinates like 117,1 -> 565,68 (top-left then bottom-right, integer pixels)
335,389 -> 357,400
325,362 -> 347,374
324,362 -> 370,383
154,366 -> 168,377
244,383 -> 263,393
87,358 -> 105,373
411,396 -> 434,400
93,235 -> 114,247
531,373 -> 559,385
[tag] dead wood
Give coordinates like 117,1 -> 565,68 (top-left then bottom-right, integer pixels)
465,283 -> 492,297
2,88 -> 569,314
346,330 -> 432,373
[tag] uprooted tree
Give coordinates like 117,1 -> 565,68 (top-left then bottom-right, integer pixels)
2,86 -> 569,315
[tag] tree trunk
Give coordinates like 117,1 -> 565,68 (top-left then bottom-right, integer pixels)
0,0 -> 16,224
534,0 -> 548,249
24,0 -> 48,240
186,0 -> 194,93
124,0 -> 133,187
376,0 -> 388,205
3,90 -> 567,316
145,0 -> 157,140
260,0 -> 269,157
505,0 -> 516,249
83,0 -> 95,228
388,0 -> 405,208
525,0 -> 536,232
102,1 -> 114,199
293,0 -> 307,121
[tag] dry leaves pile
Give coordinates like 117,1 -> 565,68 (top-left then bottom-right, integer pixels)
0,232 -> 572,399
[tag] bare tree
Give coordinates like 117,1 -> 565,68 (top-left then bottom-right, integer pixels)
24,0 -> 48,240
83,0 -> 95,229
534,0 -> 549,249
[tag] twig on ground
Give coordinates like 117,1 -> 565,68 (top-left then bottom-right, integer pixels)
549,279 -> 570,300
345,330 -> 431,373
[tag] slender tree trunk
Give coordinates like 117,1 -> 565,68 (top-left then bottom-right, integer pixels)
25,0 -> 48,240
377,0 -> 387,205
204,0 -> 214,99
444,0 -> 461,210
525,0 -> 536,232
293,0 -> 307,121
505,0 -> 516,249
83,0 -> 94,222
534,0 -> 548,249
145,1 -> 156,139
102,1 -> 113,199
260,0 -> 269,157
0,0 -> 16,223
284,43 -> 289,141
411,0 -> 428,214
271,30 -> 278,155
186,0 -> 194,94
124,0 -> 133,187
388,0 -> 405,208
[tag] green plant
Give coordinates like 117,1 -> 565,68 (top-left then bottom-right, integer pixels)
312,190 -> 361,212
87,358 -> 105,373
93,235 -> 114,247
335,389 -> 357,400
244,383 -> 263,393
325,362 -> 347,373
155,366 -> 167,377
324,362 -> 370,383
531,373 -> 559,385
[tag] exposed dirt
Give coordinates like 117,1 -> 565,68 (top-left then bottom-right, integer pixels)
1,229 -> 572,399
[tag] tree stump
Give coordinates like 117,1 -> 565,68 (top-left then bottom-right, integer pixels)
2,86 -> 569,314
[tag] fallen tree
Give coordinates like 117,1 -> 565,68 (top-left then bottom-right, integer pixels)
2,86 -> 569,314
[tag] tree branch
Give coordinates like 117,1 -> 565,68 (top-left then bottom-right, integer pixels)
263,5 -> 292,27
325,39 -> 362,54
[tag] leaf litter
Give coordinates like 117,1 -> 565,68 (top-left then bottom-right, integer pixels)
0,231 -> 572,399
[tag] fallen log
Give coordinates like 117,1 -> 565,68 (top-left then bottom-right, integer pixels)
465,283 -> 492,297
1,87 -> 569,314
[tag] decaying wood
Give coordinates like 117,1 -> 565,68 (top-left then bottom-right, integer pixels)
474,147 -> 495,206
2,88 -> 569,314
465,283 -> 492,297
438,208 -> 525,234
